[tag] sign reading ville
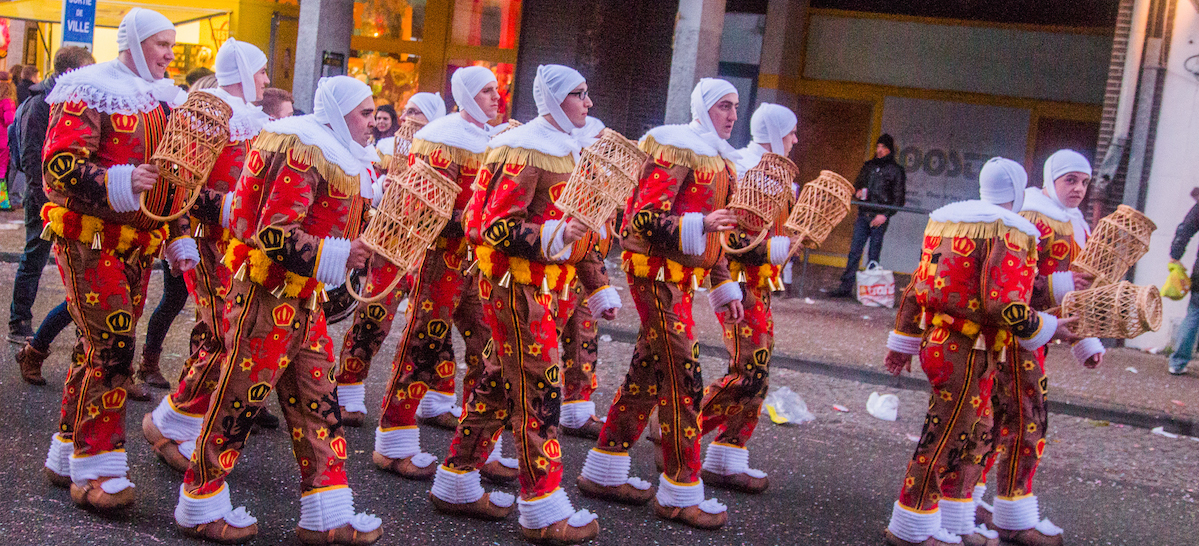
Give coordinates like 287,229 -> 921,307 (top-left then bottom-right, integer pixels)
61,0 -> 97,49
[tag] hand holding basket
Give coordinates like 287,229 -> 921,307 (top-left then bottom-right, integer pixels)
547,129 -> 647,260
720,152 -> 797,255
146,92 -> 232,222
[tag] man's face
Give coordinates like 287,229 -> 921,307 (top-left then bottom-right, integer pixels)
400,105 -> 428,124
560,83 -> 592,128
374,110 -> 393,132
252,68 -> 270,102
345,97 -> 376,146
141,29 -> 176,80
475,81 -> 501,121
707,93 -> 738,139
780,130 -> 798,156
1052,172 -> 1091,209
876,143 -> 890,159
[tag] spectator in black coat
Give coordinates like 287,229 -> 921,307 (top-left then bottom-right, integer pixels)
15,65 -> 39,105
830,133 -> 907,298
1168,191 -> 1199,374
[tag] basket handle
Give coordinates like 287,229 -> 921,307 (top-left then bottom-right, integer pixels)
344,265 -> 405,304
720,228 -> 771,256
139,185 -> 203,223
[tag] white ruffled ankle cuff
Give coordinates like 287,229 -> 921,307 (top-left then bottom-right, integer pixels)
560,401 -> 597,429
581,449 -> 634,488
153,396 -> 204,443
656,475 -> 726,514
993,495 -> 1046,532
431,466 -> 515,508
375,427 -> 437,467
415,390 -> 456,418
45,433 -> 72,477
939,498 -> 975,536
298,487 -> 382,533
888,502 -> 942,543
70,450 -> 131,489
175,483 -> 258,528
518,488 -> 597,530
702,442 -> 766,478
337,383 -> 368,414
484,435 -> 518,469
974,484 -> 993,512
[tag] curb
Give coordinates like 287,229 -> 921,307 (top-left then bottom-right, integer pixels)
599,325 -> 1198,437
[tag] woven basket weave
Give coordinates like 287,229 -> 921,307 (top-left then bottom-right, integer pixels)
722,153 -> 797,254
147,92 -> 232,221
784,170 -> 854,250
554,128 -> 647,235
1071,205 -> 1156,287
388,117 -> 426,173
1061,280 -> 1162,338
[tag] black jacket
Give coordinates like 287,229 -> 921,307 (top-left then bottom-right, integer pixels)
19,77 -> 54,185
1171,203 -> 1199,285
853,153 -> 906,218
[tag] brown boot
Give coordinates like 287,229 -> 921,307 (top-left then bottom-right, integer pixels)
372,451 -> 436,480
652,498 -> 727,530
576,475 -> 654,505
126,376 -> 152,402
341,409 -> 365,428
561,417 -> 603,440
70,478 -> 135,513
178,518 -> 259,544
296,523 -> 383,545
16,342 -> 48,386
996,527 -> 1064,546
142,412 -> 191,473
480,460 -> 518,484
429,491 -> 514,521
961,531 -> 1000,546
520,518 -> 600,545
883,528 -> 958,546
137,350 -> 170,389
44,467 -> 71,488
700,469 -> 769,494
417,411 -> 460,430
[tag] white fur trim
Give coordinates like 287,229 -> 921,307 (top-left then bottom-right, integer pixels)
518,488 -> 597,530
680,212 -> 706,256
1019,188 -> 1072,222
375,137 -> 395,158
47,60 -> 185,114
641,124 -> 721,159
374,427 -> 437,467
887,331 -> 922,355
939,498 -> 975,536
413,113 -> 491,155
220,192 -> 235,228
702,443 -> 766,479
315,237 -> 352,287
198,88 -> 270,142
152,396 -> 204,443
165,237 -> 200,271
888,502 -> 942,543
580,449 -> 653,490
1017,312 -> 1057,351
487,117 -> 580,159
175,483 -> 258,528
261,116 -> 373,178
541,220 -> 567,261
337,383 -> 367,414
768,235 -> 791,265
415,390 -> 459,419
928,200 -> 1040,239
298,486 -> 382,533
656,475 -> 726,514
993,495 -> 1042,532
44,433 -> 73,478
70,450 -> 131,489
708,280 -> 743,311
106,164 -> 139,213
1049,271 -> 1075,307
586,287 -> 621,319
1072,337 -> 1106,365
560,401 -> 597,429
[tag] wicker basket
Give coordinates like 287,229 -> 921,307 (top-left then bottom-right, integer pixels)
146,92 -> 233,221
1061,281 -> 1162,338
388,117 -> 426,173
784,170 -> 854,252
1071,204 -> 1156,287
548,129 -> 648,259
348,158 -> 459,303
721,152 -> 797,254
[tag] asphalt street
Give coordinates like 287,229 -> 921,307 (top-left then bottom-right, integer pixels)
1,264 -> 1196,545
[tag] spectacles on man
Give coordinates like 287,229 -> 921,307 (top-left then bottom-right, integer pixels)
567,90 -> 589,101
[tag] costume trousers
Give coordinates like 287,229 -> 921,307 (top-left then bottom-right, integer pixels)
596,276 -> 704,484
558,282 -> 599,404
184,279 -> 347,497
334,253 -> 405,385
376,244 -> 490,428
981,341 -> 1048,499
699,283 -> 772,446
171,236 -> 231,416
445,278 -> 563,499
54,238 -> 153,455
899,326 -> 997,510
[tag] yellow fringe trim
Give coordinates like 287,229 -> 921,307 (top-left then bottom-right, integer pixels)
474,245 -> 577,288
484,146 -> 575,174
640,135 -> 734,175
42,205 -> 166,257
223,238 -> 323,299
411,139 -> 484,170
923,220 -> 1036,251
1019,211 -> 1074,239
252,131 -> 361,197
931,313 -> 1013,351
622,252 -> 707,284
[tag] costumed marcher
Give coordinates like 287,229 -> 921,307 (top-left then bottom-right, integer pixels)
576,78 -> 743,531
973,150 -> 1103,546
428,64 -> 614,545
696,102 -> 798,494
359,67 -> 519,487
39,8 -> 190,512
172,76 -> 383,545
373,93 -> 445,174
558,115 -> 623,440
881,157 -> 1079,546
141,37 -> 272,473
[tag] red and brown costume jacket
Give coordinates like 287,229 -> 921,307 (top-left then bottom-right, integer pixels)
41,60 -> 188,258
224,116 -> 373,304
403,113 -> 491,262
724,146 -> 796,292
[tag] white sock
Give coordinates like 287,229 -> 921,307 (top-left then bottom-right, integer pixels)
374,427 -> 437,467
337,383 -> 368,414
887,502 -> 941,544
416,391 -> 461,418
175,483 -> 257,528
560,401 -> 596,429
298,487 -> 382,533
702,442 -> 767,478
939,498 -> 975,536
70,450 -> 133,493
580,448 -> 651,490
655,475 -> 726,514
517,488 -> 597,530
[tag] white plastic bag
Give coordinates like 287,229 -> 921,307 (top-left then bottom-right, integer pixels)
866,392 -> 899,421
856,261 -> 895,308
763,386 -> 815,425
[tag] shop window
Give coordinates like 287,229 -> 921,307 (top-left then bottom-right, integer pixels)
356,0 -> 426,41
350,51 -> 421,108
451,0 -> 520,49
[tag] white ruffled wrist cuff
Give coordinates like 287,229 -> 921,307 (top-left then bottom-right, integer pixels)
1049,271 -> 1075,306
586,286 -> 621,319
165,237 -> 200,270
1018,312 -> 1057,351
708,280 -> 743,311
106,164 -> 139,213
1072,337 -> 1105,365
315,237 -> 352,287
887,331 -> 922,355
541,220 -> 568,260
680,212 -> 706,256
768,236 -> 791,265
220,193 -> 235,228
